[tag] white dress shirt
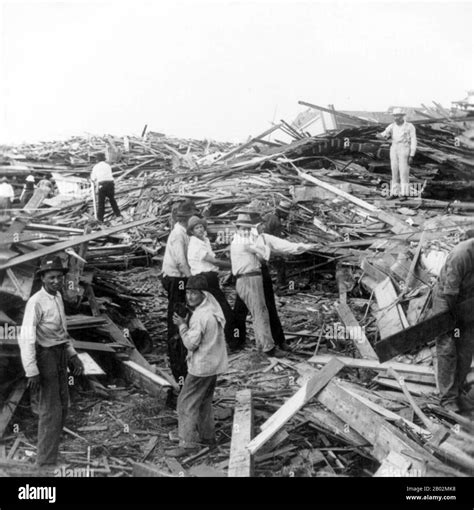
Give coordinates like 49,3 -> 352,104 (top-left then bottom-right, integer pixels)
230,231 -> 265,275
162,223 -> 191,277
188,236 -> 219,274
0,183 -> 14,199
381,121 -> 417,157
256,233 -> 313,261
18,287 -> 77,377
91,161 -> 114,183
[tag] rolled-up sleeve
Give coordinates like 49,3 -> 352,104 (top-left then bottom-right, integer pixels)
18,299 -> 40,377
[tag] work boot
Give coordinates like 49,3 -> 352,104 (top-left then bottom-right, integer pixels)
265,346 -> 286,358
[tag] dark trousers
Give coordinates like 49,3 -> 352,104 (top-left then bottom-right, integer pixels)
36,344 -> 69,466
436,320 -> 474,406
198,271 -> 237,347
177,374 -> 217,447
233,263 -> 285,349
97,181 -> 121,222
162,275 -> 188,383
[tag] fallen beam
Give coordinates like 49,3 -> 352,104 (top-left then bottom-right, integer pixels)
132,462 -> 173,477
228,389 -> 253,477
0,379 -> 27,439
0,216 -> 157,272
121,360 -> 173,397
246,358 -> 344,455
374,297 -> 474,362
335,302 -> 378,360
309,354 -> 434,377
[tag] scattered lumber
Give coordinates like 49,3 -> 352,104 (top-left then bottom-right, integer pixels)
228,389 -> 254,477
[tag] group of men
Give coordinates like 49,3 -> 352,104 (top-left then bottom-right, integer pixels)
12,118 -> 474,469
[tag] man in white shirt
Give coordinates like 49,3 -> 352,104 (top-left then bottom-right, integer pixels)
90,153 -> 122,222
162,200 -> 198,390
0,176 -> 15,215
377,108 -> 417,201
18,255 -> 84,470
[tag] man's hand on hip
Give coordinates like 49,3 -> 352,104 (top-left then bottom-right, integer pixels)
27,375 -> 40,391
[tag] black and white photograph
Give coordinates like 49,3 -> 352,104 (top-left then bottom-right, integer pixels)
0,0 -> 473,504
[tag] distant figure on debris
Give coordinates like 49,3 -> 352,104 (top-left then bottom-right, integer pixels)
91,153 -> 122,222
431,229 -> 474,415
187,215 -> 236,347
0,176 -> 15,215
20,175 -> 35,206
18,255 -> 84,472
376,107 -> 417,201
166,275 -> 228,458
162,200 -> 198,396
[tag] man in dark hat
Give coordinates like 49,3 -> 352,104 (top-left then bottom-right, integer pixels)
18,254 -> 84,471
166,274 -> 228,457
162,200 -> 198,393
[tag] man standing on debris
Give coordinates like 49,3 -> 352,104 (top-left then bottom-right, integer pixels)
187,215 -> 237,347
0,176 -> 15,215
18,255 -> 84,471
377,108 -> 417,201
20,175 -> 36,206
90,153 -> 122,223
432,230 -> 474,414
167,274 -> 228,457
162,200 -> 198,388
230,213 -> 284,356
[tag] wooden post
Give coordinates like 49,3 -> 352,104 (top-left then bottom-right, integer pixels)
228,389 -> 253,477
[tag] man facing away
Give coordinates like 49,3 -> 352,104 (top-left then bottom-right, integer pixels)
166,274 -> 228,458
90,153 -> 122,222
18,255 -> 84,471
377,107 -> 417,201
432,230 -> 474,414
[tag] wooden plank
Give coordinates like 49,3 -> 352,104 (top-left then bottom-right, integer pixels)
309,354 -> 434,376
298,101 -> 378,125
132,462 -> 173,477
315,380 -> 447,475
0,379 -> 27,439
294,168 -> 414,234
335,302 -> 378,360
214,124 -> 282,163
374,277 -> 409,339
121,360 -> 172,396
228,389 -> 253,477
76,352 -> 105,376
373,451 -> 413,477
374,296 -> 474,362
246,359 -> 344,455
0,216 -> 157,271
374,376 -> 436,396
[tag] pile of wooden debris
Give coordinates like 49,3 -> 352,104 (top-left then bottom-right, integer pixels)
1,105 -> 474,477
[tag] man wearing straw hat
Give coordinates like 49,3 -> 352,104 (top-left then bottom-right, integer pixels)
377,107 -> 417,201
162,200 -> 199,390
18,254 -> 84,471
230,213 -> 281,356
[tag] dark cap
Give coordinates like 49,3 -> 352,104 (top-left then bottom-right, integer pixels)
186,274 -> 208,291
37,255 -> 68,275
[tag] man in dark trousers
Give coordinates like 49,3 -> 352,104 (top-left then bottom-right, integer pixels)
91,153 -> 122,222
432,230 -> 474,414
18,255 -> 84,471
162,200 -> 198,396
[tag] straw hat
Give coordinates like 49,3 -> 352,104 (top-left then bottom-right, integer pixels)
392,107 -> 406,116
234,213 -> 255,228
187,215 -> 207,235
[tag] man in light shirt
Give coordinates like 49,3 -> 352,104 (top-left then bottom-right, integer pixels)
0,176 -> 15,215
18,255 -> 84,470
162,200 -> 198,390
377,108 -> 417,201
167,275 -> 228,457
90,153 -> 122,222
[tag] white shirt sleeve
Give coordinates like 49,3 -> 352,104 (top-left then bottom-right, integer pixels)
381,124 -> 393,139
263,233 -> 309,256
18,298 -> 40,377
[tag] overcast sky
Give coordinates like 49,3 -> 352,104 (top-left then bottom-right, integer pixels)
0,0 -> 472,144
